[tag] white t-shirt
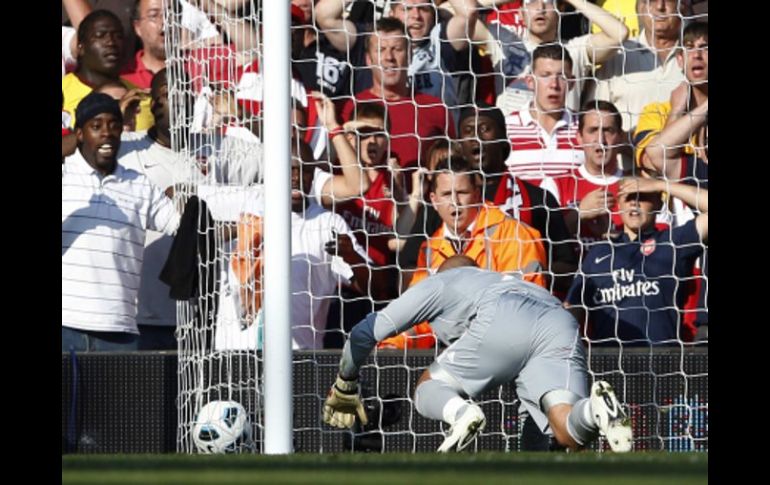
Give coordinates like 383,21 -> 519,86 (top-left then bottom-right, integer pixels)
290,202 -> 368,349
213,199 -> 369,351
310,167 -> 332,206
62,150 -> 180,334
588,31 -> 686,132
118,132 -> 192,192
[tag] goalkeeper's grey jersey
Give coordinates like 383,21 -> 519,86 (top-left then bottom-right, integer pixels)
340,267 -> 560,378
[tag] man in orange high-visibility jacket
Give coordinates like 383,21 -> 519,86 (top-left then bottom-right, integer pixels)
380,156 -> 547,349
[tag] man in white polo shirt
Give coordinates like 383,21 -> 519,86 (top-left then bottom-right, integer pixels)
62,92 -> 180,351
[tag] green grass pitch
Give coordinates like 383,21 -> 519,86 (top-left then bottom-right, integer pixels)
63,452 -> 707,484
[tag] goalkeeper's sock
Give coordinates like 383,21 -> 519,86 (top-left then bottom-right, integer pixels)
443,398 -> 469,425
414,378 -> 464,424
566,398 -> 599,446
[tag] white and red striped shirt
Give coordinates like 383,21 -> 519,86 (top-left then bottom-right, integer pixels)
504,106 -> 584,186
541,165 -> 624,244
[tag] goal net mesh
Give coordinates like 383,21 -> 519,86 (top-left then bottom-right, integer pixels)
166,0 -> 708,453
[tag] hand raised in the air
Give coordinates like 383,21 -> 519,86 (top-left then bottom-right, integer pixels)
311,91 -> 341,133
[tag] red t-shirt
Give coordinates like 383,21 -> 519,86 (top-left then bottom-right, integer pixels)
335,170 -> 396,266
120,49 -> 155,90
548,167 -> 624,241
341,90 -> 455,168
543,166 -> 671,243
485,1 -> 526,39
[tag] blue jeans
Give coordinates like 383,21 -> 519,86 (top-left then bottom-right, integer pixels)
62,326 -> 139,352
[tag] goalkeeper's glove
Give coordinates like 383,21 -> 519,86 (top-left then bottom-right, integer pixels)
323,375 -> 369,429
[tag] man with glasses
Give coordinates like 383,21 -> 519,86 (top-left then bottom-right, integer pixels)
121,0 -> 167,89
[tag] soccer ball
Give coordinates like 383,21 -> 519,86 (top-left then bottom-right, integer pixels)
192,400 -> 254,454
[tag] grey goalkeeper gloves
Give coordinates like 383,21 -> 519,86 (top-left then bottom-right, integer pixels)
323,375 -> 369,429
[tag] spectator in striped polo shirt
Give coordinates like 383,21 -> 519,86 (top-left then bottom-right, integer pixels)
502,44 -> 584,187
62,92 -> 180,352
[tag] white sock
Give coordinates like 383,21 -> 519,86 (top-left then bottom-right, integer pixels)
414,379 -> 465,424
442,397 -> 468,425
566,398 -> 599,446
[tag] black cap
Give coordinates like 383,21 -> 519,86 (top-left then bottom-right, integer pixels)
75,91 -> 123,129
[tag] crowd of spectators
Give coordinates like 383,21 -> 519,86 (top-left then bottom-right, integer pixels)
62,0 -> 708,352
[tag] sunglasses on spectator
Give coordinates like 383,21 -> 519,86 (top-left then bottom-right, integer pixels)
349,127 -> 386,139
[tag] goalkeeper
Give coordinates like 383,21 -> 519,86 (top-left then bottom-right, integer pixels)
323,256 -> 633,453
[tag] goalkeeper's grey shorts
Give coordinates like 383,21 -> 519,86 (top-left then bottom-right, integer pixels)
434,287 -> 588,434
